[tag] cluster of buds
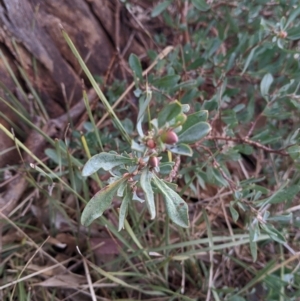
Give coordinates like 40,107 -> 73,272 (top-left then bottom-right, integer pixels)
144,129 -> 179,169
145,129 -> 179,149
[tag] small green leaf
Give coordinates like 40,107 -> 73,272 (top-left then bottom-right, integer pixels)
191,0 -> 210,11
249,219 -> 260,242
187,58 -> 205,70
279,16 -> 286,31
251,184 -> 269,195
203,98 -> 218,111
162,179 -> 178,191
180,110 -> 208,133
169,113 -> 187,128
117,180 -> 127,197
140,168 -> 156,219
285,5 -> 300,29
226,52 -> 236,71
241,46 -> 258,75
267,213 -> 293,222
181,104 -> 190,113
151,0 -> 172,17
288,145 -> 300,160
260,73 -> 273,101
249,220 -> 259,262
152,75 -> 181,89
45,148 -> 67,166
131,139 -> 146,153
173,80 -> 198,91
260,223 -> 286,244
152,174 -> 189,228
233,144 -> 254,155
129,54 -> 143,80
178,121 -> 211,144
137,90 -> 152,137
249,240 -> 257,260
222,109 -> 238,128
118,185 -> 132,231
82,152 -> 136,176
169,143 -> 193,156
81,177 -> 126,227
157,101 -> 182,128
229,202 -> 239,222
287,26 -> 300,40
258,185 -> 300,207
159,161 -> 175,175
211,167 -> 228,187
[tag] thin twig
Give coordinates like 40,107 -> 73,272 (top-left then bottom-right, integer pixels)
114,0 -> 120,53
204,136 -> 289,156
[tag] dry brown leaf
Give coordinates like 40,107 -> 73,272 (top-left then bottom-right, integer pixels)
34,274 -> 86,287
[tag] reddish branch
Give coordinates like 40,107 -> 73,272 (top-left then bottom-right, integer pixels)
204,136 -> 289,156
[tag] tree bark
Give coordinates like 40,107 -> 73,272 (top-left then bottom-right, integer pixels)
0,0 -> 149,167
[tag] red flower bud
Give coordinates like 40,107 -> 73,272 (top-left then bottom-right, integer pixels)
161,130 -> 178,144
148,156 -> 159,168
278,31 -> 287,39
146,139 -> 156,149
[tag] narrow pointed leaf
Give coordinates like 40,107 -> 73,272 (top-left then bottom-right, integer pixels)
140,168 -> 155,219
241,46 -> 258,75
151,0 -> 172,17
152,174 -> 189,228
118,186 -> 132,231
260,223 -> 286,244
191,0 -> 210,11
117,180 -> 127,197
82,152 -> 136,176
229,202 -> 239,222
285,5 -> 300,29
81,178 -> 126,226
249,220 -> 259,262
137,90 -> 152,138
178,122 -> 211,144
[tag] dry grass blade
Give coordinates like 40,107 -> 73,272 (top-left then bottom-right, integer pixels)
9,236 -> 50,300
76,246 -> 97,301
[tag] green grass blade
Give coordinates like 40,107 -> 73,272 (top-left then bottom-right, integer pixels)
62,29 -> 131,145
18,66 -> 49,120
83,89 -> 104,151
